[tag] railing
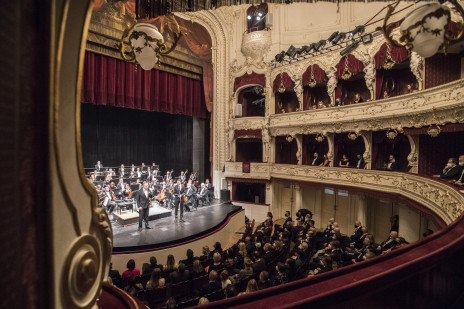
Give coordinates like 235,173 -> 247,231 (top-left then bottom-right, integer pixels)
224,162 -> 271,180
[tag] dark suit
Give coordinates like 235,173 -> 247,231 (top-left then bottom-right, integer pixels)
350,226 -> 363,241
379,237 -> 395,252
386,161 -> 398,171
95,164 -> 103,171
136,189 -> 153,228
440,165 -> 462,180
310,156 -> 322,166
173,184 -> 186,219
170,270 -> 191,284
355,158 -> 365,169
119,168 -> 125,176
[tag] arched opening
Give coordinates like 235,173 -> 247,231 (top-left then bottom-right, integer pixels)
335,54 -> 369,105
246,3 -> 268,33
333,133 -> 366,168
273,72 -> 298,114
372,131 -> 411,172
237,85 -> 265,117
275,136 -> 298,164
302,134 -> 329,165
302,64 -> 330,109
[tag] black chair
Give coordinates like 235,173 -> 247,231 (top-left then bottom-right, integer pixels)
204,289 -> 224,302
191,274 -> 209,295
145,287 -> 167,308
169,281 -> 191,300
141,273 -> 151,288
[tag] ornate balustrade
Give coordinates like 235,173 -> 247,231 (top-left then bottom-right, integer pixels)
225,162 -> 464,224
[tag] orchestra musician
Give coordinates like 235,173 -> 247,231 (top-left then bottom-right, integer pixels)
123,183 -> 132,199
172,179 -> 186,222
180,171 -> 186,183
136,168 -> 142,178
95,161 -> 103,172
186,182 -> 198,210
117,178 -> 125,195
119,164 -> 125,177
136,181 -> 153,231
148,170 -> 157,182
103,186 -> 116,216
141,162 -> 146,171
197,183 -> 209,205
130,164 -> 135,173
129,171 -> 135,178
164,171 -> 172,182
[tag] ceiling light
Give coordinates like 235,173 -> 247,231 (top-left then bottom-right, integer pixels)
332,32 -> 346,45
327,31 -> 339,43
340,39 -> 359,56
247,15 -> 251,20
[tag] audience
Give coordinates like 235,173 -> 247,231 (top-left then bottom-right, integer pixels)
122,259 -> 140,278
434,157 -> 462,180
169,263 -> 190,284
192,260 -> 207,279
146,268 -> 165,290
384,154 -> 398,171
142,256 -> 163,275
339,154 -> 350,167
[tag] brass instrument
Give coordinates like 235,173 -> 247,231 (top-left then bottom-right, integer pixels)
183,194 -> 188,203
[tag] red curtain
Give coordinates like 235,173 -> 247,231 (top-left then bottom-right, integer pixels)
303,89 -> 312,110
375,70 -> 384,100
302,64 -> 327,85
335,82 -> 342,100
234,129 -> 262,139
374,42 -> 409,70
273,72 -> 294,93
234,72 -> 266,92
335,55 -> 364,79
81,52 -> 208,118
425,53 -> 461,89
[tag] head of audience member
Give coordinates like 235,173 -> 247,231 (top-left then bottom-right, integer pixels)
342,154 -> 347,160
193,260 -> 203,273
354,93 -> 361,101
356,154 -> 362,160
284,210 -> 290,218
213,252 -> 222,265
149,256 -> 158,267
246,279 -> 259,293
317,101 -> 325,108
389,231 -> 398,240
446,157 -> 458,168
126,259 -> 136,271
165,297 -> 176,309
314,152 -> 319,158
186,249 -> 194,260
178,263 -> 186,274
389,154 -> 395,162
202,246 -> 210,257
149,268 -> 162,287
209,270 -> 218,282
220,270 -> 229,283
407,84 -> 413,92
206,179 -> 210,184
166,254 -> 175,270
354,220 -> 361,228
244,257 -> 253,270
335,98 -> 341,105
259,270 -> 269,283
383,90 -> 389,98
198,297 -> 210,305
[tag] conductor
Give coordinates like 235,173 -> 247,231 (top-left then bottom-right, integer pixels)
173,179 -> 186,222
136,181 -> 153,232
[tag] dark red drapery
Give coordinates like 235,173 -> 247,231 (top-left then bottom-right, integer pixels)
234,72 -> 266,92
234,129 -> 262,139
403,123 -> 464,135
273,72 -> 294,93
375,70 -> 384,100
302,64 -> 327,85
335,55 -> 364,79
374,42 -> 409,70
81,52 -> 208,118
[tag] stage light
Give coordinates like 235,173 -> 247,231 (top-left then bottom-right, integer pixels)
327,31 -> 339,43
361,33 -> 373,44
247,15 -> 251,20
286,45 -> 299,58
332,32 -> 346,45
349,25 -> 365,37
314,40 -> 326,51
300,44 -> 314,54
256,16 -> 260,20
258,12 -> 262,17
275,51 -> 285,63
340,39 -> 359,56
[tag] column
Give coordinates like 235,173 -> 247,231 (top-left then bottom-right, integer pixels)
192,118 -> 206,182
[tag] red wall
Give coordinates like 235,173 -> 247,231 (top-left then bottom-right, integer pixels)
425,53 -> 462,89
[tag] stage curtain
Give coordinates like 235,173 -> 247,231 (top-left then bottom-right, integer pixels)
302,64 -> 327,85
375,70 -> 384,100
234,129 -> 262,139
374,42 -> 409,70
335,55 -> 364,79
81,51 -> 208,118
272,72 -> 294,93
234,72 -> 266,92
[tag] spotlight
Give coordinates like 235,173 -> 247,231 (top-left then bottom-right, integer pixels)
314,40 -> 326,51
247,15 -> 251,20
300,44 -> 314,54
332,32 -> 346,45
275,51 -> 285,63
256,16 -> 260,20
361,33 -> 373,44
258,12 -> 262,17
327,31 -> 339,43
349,25 -> 365,37
340,39 -> 359,56
286,45 -> 298,58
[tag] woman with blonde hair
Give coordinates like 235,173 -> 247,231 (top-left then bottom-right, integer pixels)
200,245 -> 210,261
146,268 -> 165,290
208,252 -> 224,273
164,254 -> 177,276
191,259 -> 206,279
198,297 -> 210,305
239,279 -> 259,295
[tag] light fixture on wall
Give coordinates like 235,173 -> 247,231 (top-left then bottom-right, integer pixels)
278,72 -> 287,93
377,1 -> 464,58
427,107 -> 442,137
386,128 -> 398,140
286,135 -> 294,142
315,133 -> 325,142
117,14 -> 182,70
347,131 -> 358,141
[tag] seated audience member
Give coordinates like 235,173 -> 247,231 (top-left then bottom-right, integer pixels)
200,270 -> 221,296
434,157 -> 462,180
383,90 -> 390,99
407,84 -> 414,93
180,248 -> 198,266
169,263 -> 190,284
251,251 -> 266,275
355,154 -> 365,169
273,262 -> 288,285
309,255 -> 333,276
311,104 -> 317,110
220,270 -> 232,289
200,246 -> 210,261
353,93 -> 364,103
165,297 -> 177,309
198,297 -> 210,305
339,154 -> 350,167
258,270 -> 272,290
377,231 -> 398,253
225,284 -> 238,298
210,241 -> 223,257
452,155 -> 464,186
191,260 -> 207,279
164,254 -> 178,277
335,97 -> 344,106
384,154 -> 398,171
122,259 -> 140,278
239,279 -> 259,295
282,211 -> 292,229
321,154 -> 330,167
317,101 -> 326,109
310,152 -> 322,166
142,256 -> 163,275
108,263 -> 121,283
208,252 -> 224,273
350,221 -> 363,241
146,268 -> 165,290
262,243 -> 275,263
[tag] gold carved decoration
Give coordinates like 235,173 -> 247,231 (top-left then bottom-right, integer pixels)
307,65 -> 317,88
278,72 -> 286,93
341,55 -> 352,80
383,43 -> 396,70
427,107 -> 442,137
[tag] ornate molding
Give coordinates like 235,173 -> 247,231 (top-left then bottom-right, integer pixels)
224,162 -> 271,180
269,79 -> 464,136
241,30 -> 272,63
230,117 -> 265,130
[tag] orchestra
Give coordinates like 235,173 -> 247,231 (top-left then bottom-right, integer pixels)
88,161 -> 215,223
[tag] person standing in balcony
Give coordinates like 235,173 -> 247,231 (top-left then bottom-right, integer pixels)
384,154 -> 398,171
353,93 -> 364,104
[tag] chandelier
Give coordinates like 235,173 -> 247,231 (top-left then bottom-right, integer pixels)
315,133 -> 325,142
377,0 -> 464,58
117,1 -> 182,70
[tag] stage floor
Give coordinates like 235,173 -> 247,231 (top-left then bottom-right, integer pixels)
111,201 -> 242,253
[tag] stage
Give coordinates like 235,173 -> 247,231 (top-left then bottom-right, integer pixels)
111,201 -> 243,253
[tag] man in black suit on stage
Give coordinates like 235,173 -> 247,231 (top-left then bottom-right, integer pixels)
95,160 -> 103,172
136,181 -> 153,231
310,152 -> 322,166
173,179 -> 186,222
